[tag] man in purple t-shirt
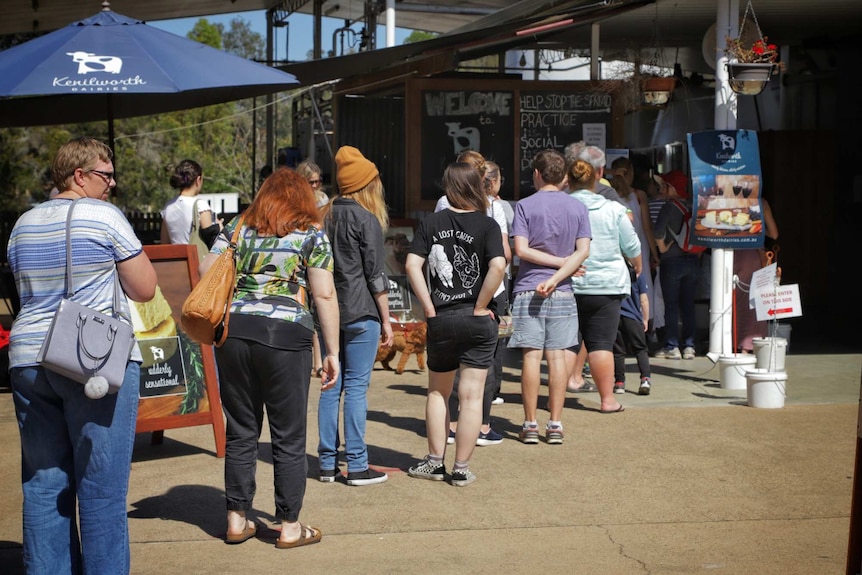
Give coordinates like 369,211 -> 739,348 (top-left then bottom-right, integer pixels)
508,149 -> 591,445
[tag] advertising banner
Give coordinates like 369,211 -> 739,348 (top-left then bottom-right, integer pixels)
687,130 -> 765,249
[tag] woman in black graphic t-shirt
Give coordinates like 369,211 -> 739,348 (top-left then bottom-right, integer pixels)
404,162 -> 506,487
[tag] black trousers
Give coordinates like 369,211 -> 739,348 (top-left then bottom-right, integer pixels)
613,315 -> 651,383
215,337 -> 311,522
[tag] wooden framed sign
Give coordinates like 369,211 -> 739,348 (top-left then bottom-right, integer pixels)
406,78 -> 624,213
134,244 -> 225,457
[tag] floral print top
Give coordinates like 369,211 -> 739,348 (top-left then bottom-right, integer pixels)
210,217 -> 333,332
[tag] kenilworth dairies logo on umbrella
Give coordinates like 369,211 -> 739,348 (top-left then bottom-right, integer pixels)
52,50 -> 146,92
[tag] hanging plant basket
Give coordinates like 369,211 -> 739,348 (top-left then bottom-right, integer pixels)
641,76 -> 677,106
723,1 -> 782,96
726,62 -> 775,95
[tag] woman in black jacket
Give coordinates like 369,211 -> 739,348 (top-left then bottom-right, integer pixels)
316,146 -> 394,486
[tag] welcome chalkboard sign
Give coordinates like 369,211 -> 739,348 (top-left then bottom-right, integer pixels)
518,91 -> 612,194
420,89 -> 515,202
407,79 -> 621,212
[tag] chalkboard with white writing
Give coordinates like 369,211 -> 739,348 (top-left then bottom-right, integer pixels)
420,90 -> 515,202
518,91 -> 612,195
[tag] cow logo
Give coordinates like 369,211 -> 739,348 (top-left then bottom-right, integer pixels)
445,122 -> 480,155
149,346 -> 165,362
66,51 -> 124,74
718,133 -> 735,151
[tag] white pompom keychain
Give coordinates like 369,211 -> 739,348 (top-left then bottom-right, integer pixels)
84,375 -> 109,399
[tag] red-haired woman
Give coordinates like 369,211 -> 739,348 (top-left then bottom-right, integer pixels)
202,167 -> 341,549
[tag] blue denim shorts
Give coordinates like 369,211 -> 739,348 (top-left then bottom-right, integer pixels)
507,290 -> 579,350
426,308 -> 498,372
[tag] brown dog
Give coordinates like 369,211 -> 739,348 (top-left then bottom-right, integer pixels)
376,322 -> 427,374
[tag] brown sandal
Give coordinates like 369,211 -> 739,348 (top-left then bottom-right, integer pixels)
225,520 -> 257,544
275,523 -> 322,549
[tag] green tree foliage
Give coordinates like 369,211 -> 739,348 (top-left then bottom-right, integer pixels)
223,17 -> 264,61
188,18 -> 223,49
403,30 -> 438,44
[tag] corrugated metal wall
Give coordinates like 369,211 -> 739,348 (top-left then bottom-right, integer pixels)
336,95 -> 406,218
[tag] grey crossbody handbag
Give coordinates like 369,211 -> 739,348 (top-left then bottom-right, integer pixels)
36,200 -> 136,399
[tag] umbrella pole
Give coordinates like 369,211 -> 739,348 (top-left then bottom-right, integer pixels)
107,97 -> 116,157
107,96 -> 117,198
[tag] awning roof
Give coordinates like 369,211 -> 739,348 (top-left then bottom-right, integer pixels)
278,0 -> 654,88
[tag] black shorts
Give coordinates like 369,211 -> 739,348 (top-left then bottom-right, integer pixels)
574,294 -> 625,353
426,308 -> 498,372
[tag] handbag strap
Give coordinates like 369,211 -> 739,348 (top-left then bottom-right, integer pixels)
65,199 -> 124,318
217,216 -> 245,345
226,216 -> 244,256
190,198 -> 200,235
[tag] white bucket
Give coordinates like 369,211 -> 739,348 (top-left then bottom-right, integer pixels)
718,354 -> 757,390
752,337 -> 787,372
746,368 -> 788,408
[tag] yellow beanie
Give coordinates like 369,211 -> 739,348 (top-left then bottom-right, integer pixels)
335,146 -> 378,194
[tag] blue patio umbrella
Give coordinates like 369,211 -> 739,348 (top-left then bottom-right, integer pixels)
0,5 -> 298,145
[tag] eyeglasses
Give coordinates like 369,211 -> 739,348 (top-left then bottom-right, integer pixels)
308,179 -> 322,186
88,169 -> 115,183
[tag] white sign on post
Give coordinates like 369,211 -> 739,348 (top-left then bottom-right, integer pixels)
750,263 -> 778,310
754,283 -> 803,321
583,123 -> 606,151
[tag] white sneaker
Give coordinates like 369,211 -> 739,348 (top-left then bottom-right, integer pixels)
638,378 -> 651,396
682,346 -> 696,360
656,346 -> 682,360
491,396 -> 504,405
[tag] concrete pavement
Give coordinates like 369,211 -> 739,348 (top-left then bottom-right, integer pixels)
0,348 -> 860,574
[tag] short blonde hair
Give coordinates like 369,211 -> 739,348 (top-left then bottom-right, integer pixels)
52,137 -> 112,191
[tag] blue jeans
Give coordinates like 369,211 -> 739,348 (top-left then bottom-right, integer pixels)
317,317 -> 380,473
11,362 -> 140,575
659,255 -> 700,349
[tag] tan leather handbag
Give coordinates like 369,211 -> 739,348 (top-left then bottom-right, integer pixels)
181,218 -> 243,347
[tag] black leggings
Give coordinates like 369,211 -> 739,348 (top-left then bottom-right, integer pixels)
613,315 -> 651,382
575,293 -> 625,353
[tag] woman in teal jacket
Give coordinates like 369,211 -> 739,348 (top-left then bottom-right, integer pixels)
568,159 -> 641,413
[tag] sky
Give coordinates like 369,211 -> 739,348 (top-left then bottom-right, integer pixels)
149,10 -> 414,62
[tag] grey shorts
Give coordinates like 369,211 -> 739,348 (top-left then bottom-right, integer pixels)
507,290 -> 579,351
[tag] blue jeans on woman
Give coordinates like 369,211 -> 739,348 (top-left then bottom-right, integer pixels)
11,361 -> 140,575
317,317 -> 381,473
659,254 -> 700,349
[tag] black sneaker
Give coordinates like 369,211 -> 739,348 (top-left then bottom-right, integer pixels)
319,468 -> 341,483
346,468 -> 388,486
408,457 -> 446,481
